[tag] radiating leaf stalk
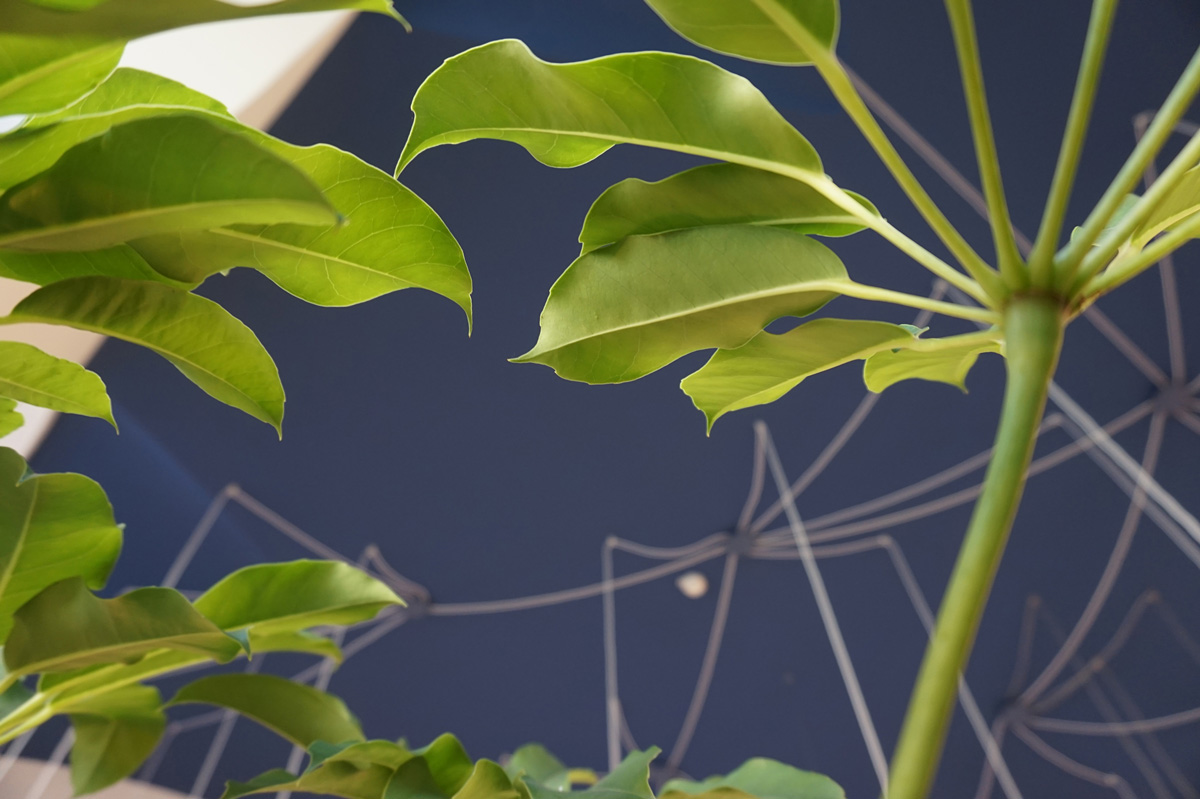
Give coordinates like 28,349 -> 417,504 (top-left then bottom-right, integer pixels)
1027,0 -> 1119,287
942,0 -> 1024,287
747,0 -> 1005,300
1085,210 -> 1200,297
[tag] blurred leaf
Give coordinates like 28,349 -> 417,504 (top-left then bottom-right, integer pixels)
411,733 -> 474,796
643,0 -> 838,65
0,678 -> 34,717
7,277 -> 285,432
581,164 -> 874,254
0,340 -> 113,424
681,319 -> 915,431
524,748 -> 657,799
170,673 -> 363,748
223,740 -> 405,799
505,744 -> 566,783
67,683 -> 165,795
0,398 -> 23,437
0,447 -> 121,643
661,757 -> 843,799
514,226 -> 848,383
863,337 -> 1001,392
0,244 -> 170,286
0,35 -> 121,117
5,577 -> 241,675
398,40 -> 823,179
1133,166 -> 1200,246
250,630 -> 344,663
0,115 -> 337,252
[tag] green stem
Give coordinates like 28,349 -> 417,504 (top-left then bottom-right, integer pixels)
943,0 -> 1024,287
888,296 -> 1064,799
751,0 -> 1005,300
1028,0 -> 1118,287
1084,211 -> 1200,297
833,281 -> 999,323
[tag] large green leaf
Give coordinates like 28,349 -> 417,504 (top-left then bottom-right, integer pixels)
0,340 -> 113,424
642,0 -> 838,65
5,578 -> 242,675
681,319 -> 915,431
0,398 -> 22,437
522,748 -> 657,799
398,40 -> 823,181
514,225 -> 849,383
660,758 -> 843,799
0,245 -> 170,286
170,673 -> 363,748
0,0 -> 403,38
862,338 -> 1001,393
581,163 -> 873,255
1133,165 -> 1200,247
504,744 -> 568,785
390,760 -> 518,799
251,629 -> 344,662
193,560 -> 403,639
0,35 -> 121,117
6,277 -> 285,432
67,683 -> 165,795
0,115 -> 337,252
0,447 -> 121,643
223,740 -> 412,799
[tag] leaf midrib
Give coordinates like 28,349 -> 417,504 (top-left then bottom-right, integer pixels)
0,479 -> 38,620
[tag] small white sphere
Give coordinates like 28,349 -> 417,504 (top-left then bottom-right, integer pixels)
675,571 -> 709,599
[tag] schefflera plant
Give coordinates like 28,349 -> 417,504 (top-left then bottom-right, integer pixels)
397,1 -> 1200,797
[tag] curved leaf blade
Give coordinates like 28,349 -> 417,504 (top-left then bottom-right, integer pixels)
581,163 -> 874,254
0,398 -> 24,438
5,578 -> 241,675
1133,165 -> 1200,247
67,684 -> 165,795
514,226 -> 848,383
681,319 -> 915,431
250,630 -> 344,662
170,673 -> 363,748
0,340 -> 114,424
863,338 -> 1001,393
661,757 -> 844,799
398,40 -> 821,178
0,114 -> 338,251
0,447 -> 121,643
643,0 -> 838,65
0,36 -> 122,117
0,244 -> 170,286
7,277 -> 285,432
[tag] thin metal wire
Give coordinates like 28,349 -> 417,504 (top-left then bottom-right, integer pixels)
1010,724 -> 1136,799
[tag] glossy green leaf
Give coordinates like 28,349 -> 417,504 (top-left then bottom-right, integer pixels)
398,40 -> 822,180
660,758 -> 843,799
514,226 -> 848,383
4,577 -> 242,675
0,398 -> 23,438
0,115 -> 338,252
0,340 -> 113,424
1133,165 -> 1200,246
194,560 -> 403,637
523,748 -> 657,799
250,630 -> 344,662
681,319 -> 915,431
0,36 -> 122,117
643,0 -> 838,65
0,244 -> 170,286
223,741 -> 407,799
410,733 -> 474,796
0,447 -> 121,643
6,277 -> 285,432
170,673 -> 363,748
863,338 -> 1001,393
0,0 -> 404,38
394,760 -> 518,799
68,684 -> 165,795
581,164 -> 874,254
505,744 -> 567,784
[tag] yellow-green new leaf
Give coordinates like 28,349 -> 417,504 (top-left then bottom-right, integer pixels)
515,226 -> 849,383
681,319 -> 915,431
0,447 -> 121,643
250,630 -> 344,663
661,757 -> 843,799
643,0 -> 838,65
222,741 -> 410,799
0,340 -> 114,424
863,338 -> 1001,393
5,578 -> 242,675
0,115 -> 337,252
0,245 -> 171,286
68,684 -> 165,795
0,35 -> 122,117
398,40 -> 822,178
170,673 -> 363,749
1132,165 -> 1200,247
581,163 -> 874,254
0,399 -> 22,437
6,277 -> 285,432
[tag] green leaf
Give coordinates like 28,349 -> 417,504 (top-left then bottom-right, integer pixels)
1071,194 -> 1138,248
67,683 -> 165,795
1133,165 -> 1200,247
524,748 -> 657,799
6,277 -> 285,432
504,745 -> 566,783
169,673 -> 363,748
398,40 -> 823,180
412,733 -> 474,796
0,0 -> 404,38
4,578 -> 242,675
0,340 -> 114,424
193,560 -> 403,637
250,629 -> 344,662
0,115 -> 338,252
0,677 -> 34,718
681,319 -> 916,431
0,447 -> 121,643
863,338 -> 1001,393
514,225 -> 848,383
0,36 -> 122,117
0,398 -> 23,438
642,0 -> 838,65
581,163 -> 874,254
0,245 -> 171,286
660,758 -> 843,799
223,741 -> 407,799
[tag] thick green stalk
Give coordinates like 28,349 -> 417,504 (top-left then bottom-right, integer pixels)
888,296 -> 1064,799
1028,0 -> 1118,287
943,0 -> 1024,287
